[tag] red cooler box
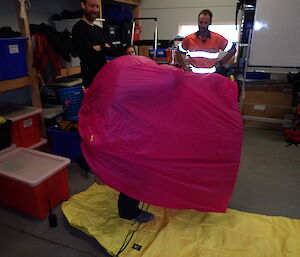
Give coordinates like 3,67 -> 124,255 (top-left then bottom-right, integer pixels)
0,104 -> 42,147
0,148 -> 70,219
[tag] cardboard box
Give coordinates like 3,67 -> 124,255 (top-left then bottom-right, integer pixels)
138,46 -> 152,57
242,104 -> 293,119
242,83 -> 294,130
244,83 -> 293,106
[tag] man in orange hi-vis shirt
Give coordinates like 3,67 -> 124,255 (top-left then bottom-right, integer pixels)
177,9 -> 236,74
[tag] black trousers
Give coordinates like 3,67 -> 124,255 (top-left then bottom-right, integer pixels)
118,192 -> 141,219
81,65 -> 99,88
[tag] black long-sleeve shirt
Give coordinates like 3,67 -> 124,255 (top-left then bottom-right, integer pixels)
72,20 -> 115,84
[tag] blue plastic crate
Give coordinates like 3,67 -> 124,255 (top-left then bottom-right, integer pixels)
246,72 -> 270,80
0,37 -> 28,81
57,86 -> 84,121
47,126 -> 82,161
103,5 -> 132,24
149,48 -> 167,57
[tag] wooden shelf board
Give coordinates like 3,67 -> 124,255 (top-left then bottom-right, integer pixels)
0,76 -> 32,92
56,67 -> 81,79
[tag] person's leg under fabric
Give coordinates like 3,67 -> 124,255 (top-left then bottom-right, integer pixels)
118,192 -> 141,219
118,193 -> 154,223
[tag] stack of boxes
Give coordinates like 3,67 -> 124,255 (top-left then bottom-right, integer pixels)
0,34 -> 72,220
0,104 -> 71,220
42,78 -> 84,162
242,81 -> 294,129
0,46 -> 71,220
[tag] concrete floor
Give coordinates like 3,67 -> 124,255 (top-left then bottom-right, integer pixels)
0,128 -> 300,257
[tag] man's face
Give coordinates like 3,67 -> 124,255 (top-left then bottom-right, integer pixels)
198,14 -> 211,32
82,0 -> 99,22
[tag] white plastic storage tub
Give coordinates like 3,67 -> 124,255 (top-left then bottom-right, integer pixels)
0,147 -> 70,219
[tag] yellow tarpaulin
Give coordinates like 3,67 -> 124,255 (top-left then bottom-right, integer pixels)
62,184 -> 300,257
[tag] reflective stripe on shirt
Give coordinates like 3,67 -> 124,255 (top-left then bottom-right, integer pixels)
187,50 -> 219,59
190,65 -> 216,74
178,42 -> 188,53
224,41 -> 234,52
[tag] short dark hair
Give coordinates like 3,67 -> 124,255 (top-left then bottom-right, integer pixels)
198,9 -> 213,22
122,45 -> 136,55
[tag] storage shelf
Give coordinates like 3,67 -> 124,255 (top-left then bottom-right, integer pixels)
104,0 -> 140,5
115,0 -> 139,5
55,66 -> 81,79
0,76 -> 32,93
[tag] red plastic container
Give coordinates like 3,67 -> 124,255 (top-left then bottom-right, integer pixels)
0,104 -> 42,147
0,148 -> 70,219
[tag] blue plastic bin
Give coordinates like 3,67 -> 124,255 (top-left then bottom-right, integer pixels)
57,86 -> 84,121
149,49 -> 167,57
103,5 -> 132,24
0,37 -> 28,81
246,72 -> 270,80
47,126 -> 82,161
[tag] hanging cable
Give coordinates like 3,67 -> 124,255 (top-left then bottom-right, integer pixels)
116,222 -> 141,256
116,202 -> 151,256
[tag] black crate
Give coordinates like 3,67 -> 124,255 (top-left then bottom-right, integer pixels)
41,85 -> 61,104
0,120 -> 11,150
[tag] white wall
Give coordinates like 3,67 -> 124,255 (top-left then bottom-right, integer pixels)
1,0 -> 19,30
140,0 -> 237,40
0,0 -> 80,105
249,0 -> 300,68
0,0 -> 80,30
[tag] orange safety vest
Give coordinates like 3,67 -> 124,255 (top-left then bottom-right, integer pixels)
178,31 -> 233,73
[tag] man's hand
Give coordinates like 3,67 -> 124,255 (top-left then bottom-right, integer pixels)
215,61 -> 222,70
183,65 -> 191,72
104,43 -> 111,48
93,45 -> 102,51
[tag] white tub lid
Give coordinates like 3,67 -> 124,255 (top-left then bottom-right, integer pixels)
0,104 -> 42,122
42,107 -> 63,119
47,78 -> 82,87
0,148 -> 70,186
0,144 -> 16,155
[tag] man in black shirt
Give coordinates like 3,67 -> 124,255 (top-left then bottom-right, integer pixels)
72,0 -> 115,87
74,0 -> 154,223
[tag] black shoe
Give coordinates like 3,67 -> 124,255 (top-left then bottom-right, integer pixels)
131,211 -> 154,223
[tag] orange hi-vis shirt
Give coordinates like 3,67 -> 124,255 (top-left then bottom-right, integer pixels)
178,31 -> 233,73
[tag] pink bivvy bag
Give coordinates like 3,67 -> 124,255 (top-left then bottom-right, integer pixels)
79,56 -> 243,212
